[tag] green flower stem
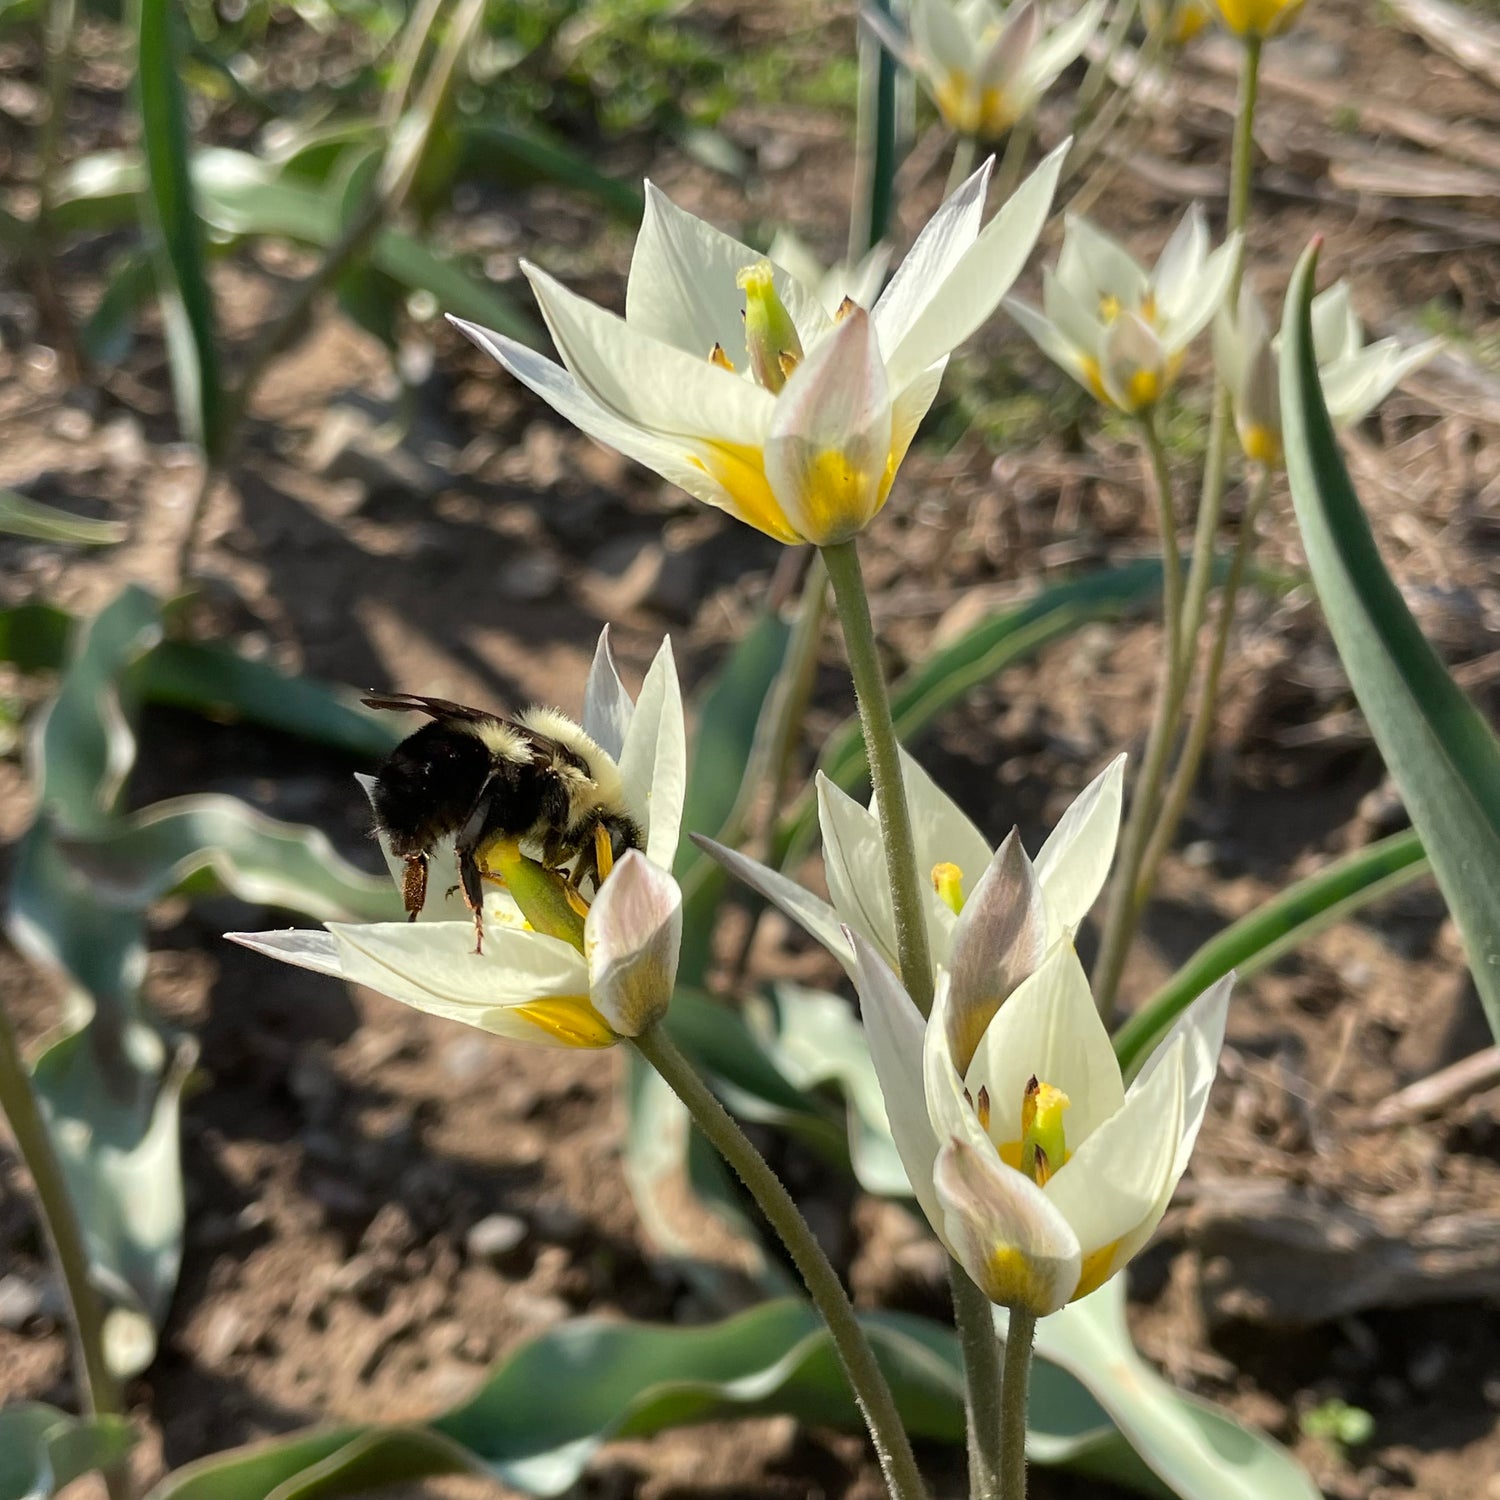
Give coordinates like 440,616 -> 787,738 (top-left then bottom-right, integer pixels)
631,1023 -> 929,1500
991,115 -> 1035,205
998,1308 -> 1038,1500
1092,33 -> 1263,1019
1074,0 -> 1140,119
0,1004 -> 128,1492
945,133 -> 979,198
820,538 -> 935,1015
1091,413 -> 1187,1016
1135,465 -> 1272,903
949,1263 -> 1006,1499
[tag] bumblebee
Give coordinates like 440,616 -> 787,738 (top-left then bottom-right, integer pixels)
362,693 -> 642,951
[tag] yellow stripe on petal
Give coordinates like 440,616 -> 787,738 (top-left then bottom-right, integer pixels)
1070,1236 -> 1123,1301
691,444 -> 802,544
795,448 -> 885,543
510,994 -> 619,1048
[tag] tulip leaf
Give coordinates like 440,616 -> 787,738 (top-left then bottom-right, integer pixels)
0,604 -> 73,673
133,641 -> 399,760
1113,828 -> 1429,1075
1023,1280 -> 1319,1500
0,1403 -> 136,1500
1282,241 -> 1500,1044
0,491 -> 126,546
458,122 -> 645,221
148,1297 -> 1164,1499
55,793 -> 398,923
134,0 -> 223,456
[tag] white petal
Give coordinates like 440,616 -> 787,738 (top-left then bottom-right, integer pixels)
944,830 -> 1047,1074
848,928 -> 944,1230
911,0 -> 982,83
1058,215 -> 1146,310
1160,233 -> 1239,354
450,318 -> 743,512
627,184 -> 831,367
978,1 -> 1041,93
1005,295 -> 1095,391
693,834 -> 853,969
888,361 -> 947,476
1033,753 -> 1125,940
885,141 -> 1067,391
964,939 -> 1124,1146
1014,0 -> 1105,99
585,850 -> 681,1036
762,308 -> 893,546
1324,338 -> 1440,429
1041,264 -> 1105,355
618,636 -> 687,870
1133,971 -> 1230,1181
924,973 -> 995,1156
583,626 -> 633,761
933,1136 -> 1082,1313
818,773 -> 899,970
523,263 -> 773,445
1044,1036 -> 1184,1258
872,155 -> 993,362
326,919 -> 589,1019
898,748 -> 993,889
227,927 -> 346,980
1309,280 -> 1360,364
1150,204 -> 1209,321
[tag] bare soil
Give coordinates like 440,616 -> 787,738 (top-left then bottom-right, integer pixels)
3,2 -> 1500,1497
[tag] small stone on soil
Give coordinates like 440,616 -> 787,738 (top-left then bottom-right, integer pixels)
466,1213 -> 528,1262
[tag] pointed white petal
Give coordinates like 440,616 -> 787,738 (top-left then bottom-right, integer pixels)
817,773 -> 900,969
1033,753 -> 1125,939
1005,295 -> 1095,390
848,927 -> 944,1229
618,636 -> 687,870
1016,0 -> 1105,97
693,834 -> 853,969
227,927 -> 346,980
1059,215 -> 1147,310
1133,971 -> 1230,1181
1324,338 -> 1440,429
887,361 -> 947,482
450,318 -> 743,512
944,831 -> 1048,1074
1309,280 -> 1360,364
585,850 -> 681,1036
762,308 -> 893,546
872,156 -> 993,360
979,1 -> 1041,92
933,1136 -> 1082,1313
1150,204 -> 1209,320
911,0 -> 981,79
860,0 -> 922,73
1160,234 -> 1239,354
897,748 -> 993,887
523,264 -> 773,445
885,142 -> 1067,391
1044,1036 -> 1184,1259
1040,264 -> 1105,360
965,939 -> 1124,1146
627,184 -> 832,366
924,973 -> 997,1156
583,626 -> 633,761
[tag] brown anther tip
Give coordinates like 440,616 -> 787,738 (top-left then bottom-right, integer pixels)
1024,1074 -> 1040,1096
777,349 -> 801,379
834,295 -> 858,322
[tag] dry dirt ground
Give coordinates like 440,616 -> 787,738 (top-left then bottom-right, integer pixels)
3,0 -> 1500,1497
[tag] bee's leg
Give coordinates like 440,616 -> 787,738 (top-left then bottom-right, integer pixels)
455,845 -> 486,955
400,854 -> 428,922
592,822 -> 616,884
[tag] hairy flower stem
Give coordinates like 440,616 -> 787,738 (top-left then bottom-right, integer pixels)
821,539 -> 935,1016
946,133 -> 979,198
1092,34 -> 1262,1020
999,1308 -> 1038,1500
950,1264 -> 1006,1499
1135,466 -> 1272,903
991,116 -> 1035,205
1092,413 -> 1187,1015
0,1005 -> 130,1498
632,1024 -> 929,1500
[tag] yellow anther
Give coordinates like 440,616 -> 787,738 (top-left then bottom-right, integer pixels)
709,342 -> 735,372
737,260 -> 803,394
777,349 -> 801,381
834,295 -> 858,323
1098,293 -> 1123,324
931,862 -> 965,915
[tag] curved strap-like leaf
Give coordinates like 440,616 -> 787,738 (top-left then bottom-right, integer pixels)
1282,240 -> 1500,1043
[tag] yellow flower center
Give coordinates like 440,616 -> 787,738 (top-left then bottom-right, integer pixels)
509,994 -> 618,1048
931,862 -> 965,915
737,260 -> 803,394
992,1075 -> 1072,1185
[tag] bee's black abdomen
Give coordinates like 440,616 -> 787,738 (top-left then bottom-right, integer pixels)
370,722 -> 495,855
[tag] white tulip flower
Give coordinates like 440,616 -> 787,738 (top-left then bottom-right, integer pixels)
866,0 -> 1106,143
1215,281 -> 1441,467
852,926 -> 1231,1314
701,752 -> 1124,992
451,148 -> 1066,547
230,633 -> 687,1049
1007,206 -> 1240,414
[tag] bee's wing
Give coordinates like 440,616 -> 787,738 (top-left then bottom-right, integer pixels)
361,692 -> 503,723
